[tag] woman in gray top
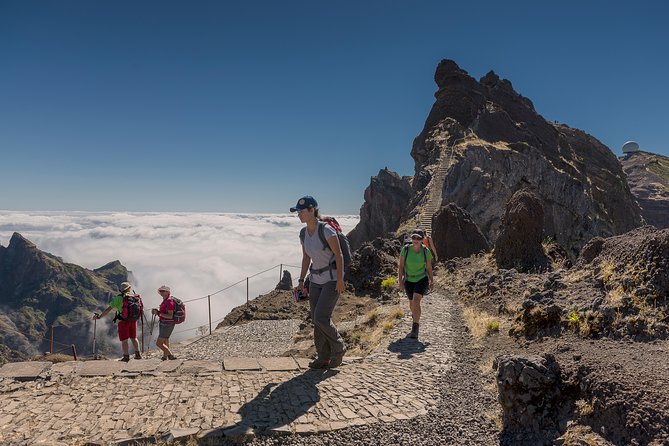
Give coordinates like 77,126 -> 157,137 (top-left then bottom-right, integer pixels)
291,195 -> 346,368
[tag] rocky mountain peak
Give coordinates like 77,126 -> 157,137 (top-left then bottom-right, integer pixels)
351,59 -> 644,256
8,232 -> 35,250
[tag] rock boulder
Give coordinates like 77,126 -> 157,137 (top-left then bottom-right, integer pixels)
494,189 -> 549,272
432,203 -> 489,260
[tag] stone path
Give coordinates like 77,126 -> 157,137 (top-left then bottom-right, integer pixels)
0,294 -> 456,445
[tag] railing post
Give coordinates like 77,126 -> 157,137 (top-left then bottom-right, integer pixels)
50,325 -> 54,354
71,344 -> 77,361
208,295 -> 212,335
246,277 -> 249,304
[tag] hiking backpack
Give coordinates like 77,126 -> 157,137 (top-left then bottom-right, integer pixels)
120,293 -> 143,322
171,297 -> 186,324
300,217 -> 353,272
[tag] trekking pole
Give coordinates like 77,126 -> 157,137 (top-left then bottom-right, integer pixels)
147,314 -> 156,350
141,311 -> 145,352
92,315 -> 98,357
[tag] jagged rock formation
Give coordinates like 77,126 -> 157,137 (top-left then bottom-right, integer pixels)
495,354 -> 568,445
431,203 -> 489,260
350,59 -> 644,256
579,225 -> 669,302
494,189 -> 549,272
347,237 -> 402,299
275,270 -> 293,291
0,233 -> 128,362
620,150 -> 669,229
347,169 -> 412,250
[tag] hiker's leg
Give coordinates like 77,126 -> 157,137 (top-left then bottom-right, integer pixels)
312,281 -> 345,356
410,294 -> 423,323
410,277 -> 428,323
158,322 -> 175,356
128,321 -> 140,352
118,322 -> 130,355
156,337 -> 168,356
309,282 -> 330,360
405,280 -> 415,314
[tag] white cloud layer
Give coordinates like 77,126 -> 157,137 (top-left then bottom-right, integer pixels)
0,211 -> 359,341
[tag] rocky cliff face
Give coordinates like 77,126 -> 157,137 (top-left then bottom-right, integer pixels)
351,59 -> 644,256
347,169 -> 412,250
619,151 -> 669,229
0,233 -> 128,362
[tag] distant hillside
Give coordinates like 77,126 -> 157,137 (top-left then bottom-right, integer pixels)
0,233 -> 129,363
620,150 -> 669,228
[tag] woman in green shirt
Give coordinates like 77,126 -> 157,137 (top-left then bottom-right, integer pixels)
398,230 -> 434,339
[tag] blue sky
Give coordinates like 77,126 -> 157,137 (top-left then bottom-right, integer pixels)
1,1 -> 667,213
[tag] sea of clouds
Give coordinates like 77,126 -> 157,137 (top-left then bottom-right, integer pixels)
0,211 -> 359,342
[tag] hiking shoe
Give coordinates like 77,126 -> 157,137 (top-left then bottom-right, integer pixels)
167,355 -> 177,360
308,357 -> 330,369
328,354 -> 344,368
120,355 -> 130,362
161,356 -> 168,361
134,352 -> 142,360
408,322 -> 419,339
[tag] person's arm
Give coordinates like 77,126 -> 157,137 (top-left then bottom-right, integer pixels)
153,302 -> 174,319
326,235 -> 345,293
428,236 -> 438,263
426,258 -> 434,292
94,305 -> 113,319
398,249 -> 406,290
298,244 -> 311,291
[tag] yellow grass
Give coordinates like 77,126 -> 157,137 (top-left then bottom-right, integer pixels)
463,307 -> 502,339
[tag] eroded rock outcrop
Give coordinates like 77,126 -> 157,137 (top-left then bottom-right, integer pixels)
431,203 -> 489,260
494,189 -> 549,272
347,237 -> 401,299
620,150 -> 669,229
495,354 -> 567,445
348,169 -> 412,250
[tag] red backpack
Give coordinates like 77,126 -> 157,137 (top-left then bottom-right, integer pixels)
120,294 -> 143,321
171,297 -> 186,324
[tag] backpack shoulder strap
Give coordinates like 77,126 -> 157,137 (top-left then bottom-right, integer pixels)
422,247 -> 427,263
317,221 -> 329,250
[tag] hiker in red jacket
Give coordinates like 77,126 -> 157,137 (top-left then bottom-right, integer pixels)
151,285 -> 177,360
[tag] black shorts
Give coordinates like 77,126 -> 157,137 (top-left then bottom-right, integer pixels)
404,276 -> 429,300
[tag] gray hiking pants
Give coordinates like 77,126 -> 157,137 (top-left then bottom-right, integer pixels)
309,281 -> 345,359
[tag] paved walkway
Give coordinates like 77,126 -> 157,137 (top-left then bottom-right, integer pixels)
0,294 -> 456,445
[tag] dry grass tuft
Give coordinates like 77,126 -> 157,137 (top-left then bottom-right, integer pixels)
390,308 -> 405,319
382,321 -> 395,333
463,307 -> 502,339
366,309 -> 380,324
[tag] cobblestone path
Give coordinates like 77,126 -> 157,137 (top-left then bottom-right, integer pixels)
0,294 -> 456,445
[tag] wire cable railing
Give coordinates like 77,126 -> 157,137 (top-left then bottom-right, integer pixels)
33,262 -> 304,357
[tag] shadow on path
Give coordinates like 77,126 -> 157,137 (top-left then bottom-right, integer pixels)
388,338 -> 429,359
234,368 -> 338,433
